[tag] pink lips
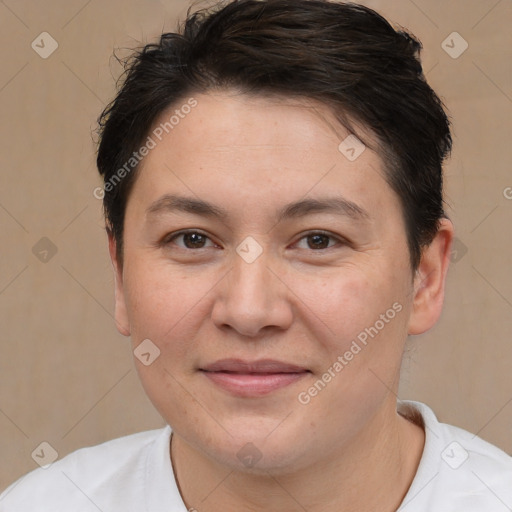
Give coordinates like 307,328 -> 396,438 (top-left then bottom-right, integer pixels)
200,359 -> 310,397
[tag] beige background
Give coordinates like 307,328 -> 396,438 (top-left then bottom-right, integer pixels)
1,0 -> 511,491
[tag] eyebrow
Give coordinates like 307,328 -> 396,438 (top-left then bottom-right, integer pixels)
146,194 -> 370,223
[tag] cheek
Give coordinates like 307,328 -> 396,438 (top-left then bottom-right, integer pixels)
292,267 -> 396,343
123,262 -> 216,352
122,264 -> 213,417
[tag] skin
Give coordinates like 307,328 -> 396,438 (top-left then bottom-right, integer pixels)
108,90 -> 453,512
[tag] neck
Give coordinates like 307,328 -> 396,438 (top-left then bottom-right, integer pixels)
170,400 -> 425,512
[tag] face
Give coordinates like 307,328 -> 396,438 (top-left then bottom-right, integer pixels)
111,91 -> 447,473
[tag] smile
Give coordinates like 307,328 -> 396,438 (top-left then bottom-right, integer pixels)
200,359 -> 311,397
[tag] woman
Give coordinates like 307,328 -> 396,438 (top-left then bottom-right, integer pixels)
1,1 -> 511,510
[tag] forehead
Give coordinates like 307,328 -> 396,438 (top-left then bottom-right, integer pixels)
162,91 -> 360,159
128,91 -> 400,227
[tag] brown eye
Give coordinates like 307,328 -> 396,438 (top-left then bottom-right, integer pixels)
307,233 -> 331,249
295,231 -> 342,250
166,231 -> 214,249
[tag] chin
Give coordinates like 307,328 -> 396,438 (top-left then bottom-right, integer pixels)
200,422 -> 314,475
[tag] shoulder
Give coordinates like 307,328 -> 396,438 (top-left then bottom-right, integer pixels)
400,401 -> 512,510
0,426 -> 170,512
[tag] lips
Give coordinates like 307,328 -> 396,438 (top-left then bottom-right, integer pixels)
202,358 -> 308,374
200,359 -> 310,397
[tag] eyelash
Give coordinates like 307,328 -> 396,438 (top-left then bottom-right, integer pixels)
163,229 -> 346,251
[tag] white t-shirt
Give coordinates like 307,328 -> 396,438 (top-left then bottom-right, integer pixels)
1,400 -> 511,511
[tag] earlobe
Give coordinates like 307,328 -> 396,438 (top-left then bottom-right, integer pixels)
107,231 -> 131,337
407,218 -> 454,335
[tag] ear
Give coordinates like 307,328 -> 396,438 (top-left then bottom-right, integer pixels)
407,217 -> 454,335
108,230 -> 131,337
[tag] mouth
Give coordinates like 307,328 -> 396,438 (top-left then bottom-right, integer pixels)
199,359 -> 311,397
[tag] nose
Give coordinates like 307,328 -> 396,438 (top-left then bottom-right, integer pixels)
211,249 -> 294,338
